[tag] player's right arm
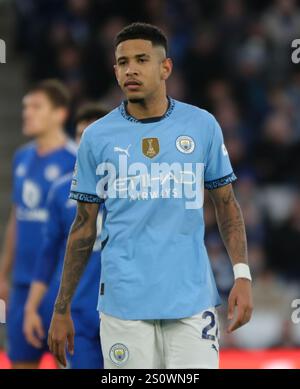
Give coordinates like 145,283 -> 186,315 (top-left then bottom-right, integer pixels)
0,206 -> 16,303
48,200 -> 99,367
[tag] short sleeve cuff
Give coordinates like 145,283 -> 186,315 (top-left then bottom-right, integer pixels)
204,172 -> 237,190
69,191 -> 103,204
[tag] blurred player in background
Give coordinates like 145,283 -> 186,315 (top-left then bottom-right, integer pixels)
48,23 -> 253,369
0,80 -> 76,369
23,103 -> 108,369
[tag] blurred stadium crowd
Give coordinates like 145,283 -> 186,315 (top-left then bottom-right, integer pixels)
12,0 -> 300,349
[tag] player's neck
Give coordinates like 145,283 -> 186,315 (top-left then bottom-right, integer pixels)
126,90 -> 169,120
35,128 -> 67,156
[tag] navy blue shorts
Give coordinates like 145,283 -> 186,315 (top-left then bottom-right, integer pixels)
7,284 -> 57,363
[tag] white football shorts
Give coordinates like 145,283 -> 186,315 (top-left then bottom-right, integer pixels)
100,307 -> 219,369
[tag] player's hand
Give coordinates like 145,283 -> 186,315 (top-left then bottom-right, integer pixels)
48,312 -> 75,367
227,278 -> 253,333
0,275 -> 10,304
23,309 -> 45,348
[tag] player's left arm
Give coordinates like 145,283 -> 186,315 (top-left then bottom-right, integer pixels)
208,183 -> 253,333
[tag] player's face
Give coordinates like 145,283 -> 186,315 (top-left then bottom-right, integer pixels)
114,39 -> 172,102
22,92 -> 67,137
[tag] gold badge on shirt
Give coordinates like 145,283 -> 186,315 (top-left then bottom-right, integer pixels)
142,138 -> 160,159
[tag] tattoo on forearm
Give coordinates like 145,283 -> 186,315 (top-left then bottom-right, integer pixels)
215,189 -> 247,263
219,215 -> 247,258
54,203 -> 96,314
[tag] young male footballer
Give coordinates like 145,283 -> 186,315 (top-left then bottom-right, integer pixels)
48,23 -> 253,369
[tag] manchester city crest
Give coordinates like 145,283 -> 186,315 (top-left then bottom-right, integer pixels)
109,343 -> 129,366
176,135 -> 195,154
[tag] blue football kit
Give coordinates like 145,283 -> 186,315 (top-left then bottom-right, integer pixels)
7,140 -> 76,362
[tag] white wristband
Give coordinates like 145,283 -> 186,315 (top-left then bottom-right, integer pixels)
233,263 -> 252,281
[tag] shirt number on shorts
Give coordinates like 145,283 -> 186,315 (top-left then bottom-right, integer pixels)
202,311 -> 218,341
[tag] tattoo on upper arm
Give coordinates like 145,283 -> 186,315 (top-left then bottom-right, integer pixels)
71,202 -> 90,233
220,187 -> 235,205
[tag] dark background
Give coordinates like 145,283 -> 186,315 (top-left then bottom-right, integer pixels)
1,0 -> 300,357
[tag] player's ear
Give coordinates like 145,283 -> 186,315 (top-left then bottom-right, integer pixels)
161,58 -> 173,81
56,107 -> 69,125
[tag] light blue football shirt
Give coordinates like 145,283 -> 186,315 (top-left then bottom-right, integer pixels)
70,97 -> 236,320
